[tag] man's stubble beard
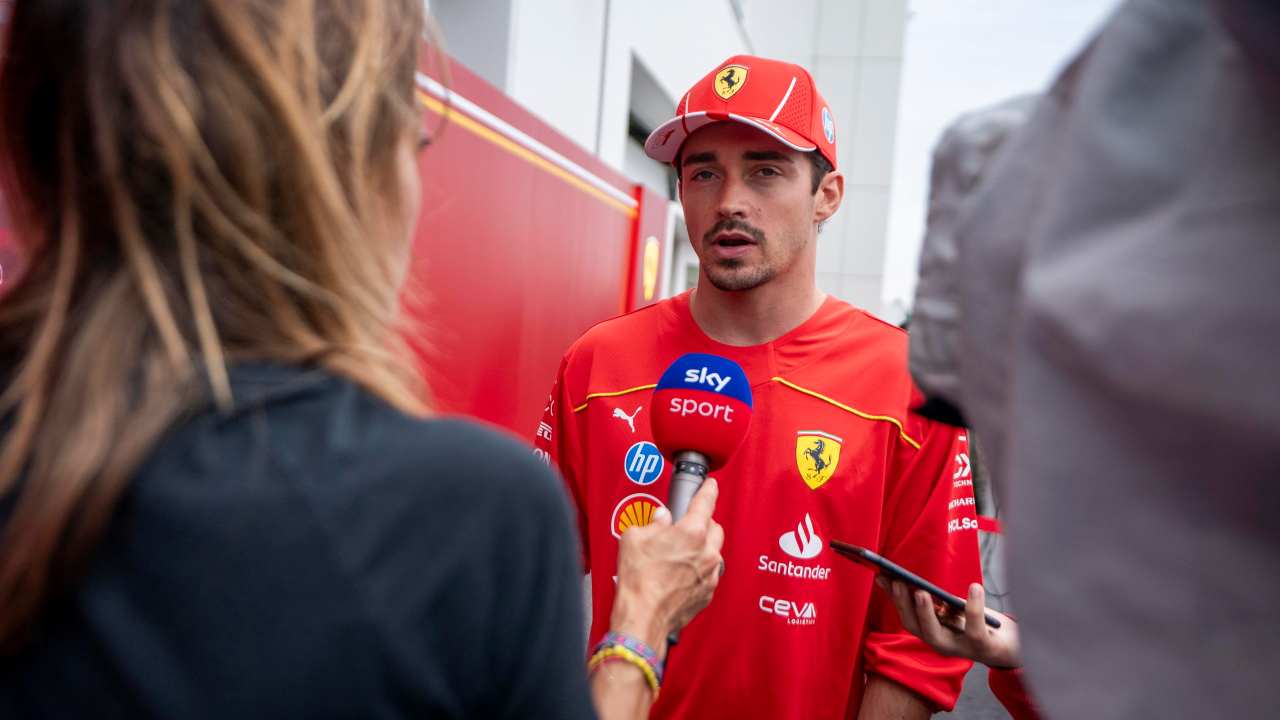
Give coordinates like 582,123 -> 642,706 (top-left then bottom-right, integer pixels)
701,229 -> 811,292
698,217 -> 777,291
704,258 -> 777,292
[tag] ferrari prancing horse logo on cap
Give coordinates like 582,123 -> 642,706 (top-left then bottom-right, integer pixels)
796,430 -> 842,490
715,65 -> 748,100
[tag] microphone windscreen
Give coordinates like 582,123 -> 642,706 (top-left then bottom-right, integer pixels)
649,353 -> 753,470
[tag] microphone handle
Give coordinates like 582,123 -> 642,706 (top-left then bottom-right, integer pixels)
667,450 -> 709,521
666,450 -> 708,649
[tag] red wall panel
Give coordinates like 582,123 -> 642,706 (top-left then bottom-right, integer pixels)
406,58 -> 663,435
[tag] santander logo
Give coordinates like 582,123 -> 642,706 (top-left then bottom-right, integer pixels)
758,513 -> 831,581
779,513 -> 822,560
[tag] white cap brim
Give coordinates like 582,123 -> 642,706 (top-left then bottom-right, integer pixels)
643,112 -> 818,164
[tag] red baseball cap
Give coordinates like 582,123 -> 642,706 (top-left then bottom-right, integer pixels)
644,54 -> 838,170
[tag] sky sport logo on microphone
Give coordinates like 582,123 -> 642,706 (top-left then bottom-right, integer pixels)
669,397 -> 737,421
682,366 -> 733,392
650,353 -> 753,470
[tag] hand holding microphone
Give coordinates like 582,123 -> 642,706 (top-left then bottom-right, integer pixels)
609,478 -> 724,660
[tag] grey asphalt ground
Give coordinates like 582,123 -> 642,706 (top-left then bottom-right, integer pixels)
951,664 -> 1011,719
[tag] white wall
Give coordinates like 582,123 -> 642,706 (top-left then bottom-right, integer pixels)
432,0 -> 515,91
506,0 -> 608,153
814,0 -> 908,316
744,0 -> 820,67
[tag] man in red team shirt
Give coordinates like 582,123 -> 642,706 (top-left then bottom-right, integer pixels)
535,55 -> 982,719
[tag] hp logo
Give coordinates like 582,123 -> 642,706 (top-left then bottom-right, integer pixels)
624,441 -> 664,486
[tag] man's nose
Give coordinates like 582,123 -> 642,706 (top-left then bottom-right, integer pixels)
715,176 -> 751,219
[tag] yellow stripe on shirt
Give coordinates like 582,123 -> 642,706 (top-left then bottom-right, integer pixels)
772,377 -> 922,449
572,384 -> 659,413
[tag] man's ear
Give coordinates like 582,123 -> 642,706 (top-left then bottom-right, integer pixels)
814,170 -> 844,224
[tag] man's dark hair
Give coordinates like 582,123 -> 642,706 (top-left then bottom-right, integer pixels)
674,149 -> 833,194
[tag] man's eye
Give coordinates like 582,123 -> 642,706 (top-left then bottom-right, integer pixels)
756,167 -> 781,177
690,170 -> 715,181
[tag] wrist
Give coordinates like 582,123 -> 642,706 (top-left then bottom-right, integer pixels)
607,617 -> 669,661
982,645 -> 1022,670
589,631 -> 665,702
609,592 -> 670,658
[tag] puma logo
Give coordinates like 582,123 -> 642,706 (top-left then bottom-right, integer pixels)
612,406 -> 642,433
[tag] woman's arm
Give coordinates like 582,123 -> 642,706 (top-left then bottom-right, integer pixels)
591,478 -> 724,720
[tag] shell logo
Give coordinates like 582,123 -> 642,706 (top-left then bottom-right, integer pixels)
610,493 -> 666,539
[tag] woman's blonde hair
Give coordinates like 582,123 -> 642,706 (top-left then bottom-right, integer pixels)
0,0 -> 427,647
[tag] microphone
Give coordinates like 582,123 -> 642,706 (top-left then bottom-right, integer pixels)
650,353 -> 754,521
649,353 -> 753,647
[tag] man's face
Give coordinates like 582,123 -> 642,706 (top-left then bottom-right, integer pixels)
678,122 -> 827,292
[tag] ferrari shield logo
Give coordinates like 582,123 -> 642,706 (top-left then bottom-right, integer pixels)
714,65 -> 748,100
796,431 -> 842,490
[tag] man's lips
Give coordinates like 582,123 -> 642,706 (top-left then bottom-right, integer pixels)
707,232 -> 758,259
712,231 -> 757,247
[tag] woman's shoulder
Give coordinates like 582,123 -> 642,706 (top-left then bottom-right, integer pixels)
319,376 -> 567,510
157,363 -> 554,491
351,408 -> 569,516
132,364 -> 572,554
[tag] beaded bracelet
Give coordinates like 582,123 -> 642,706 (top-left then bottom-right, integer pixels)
593,631 -> 665,681
588,645 -> 661,699
587,631 -> 665,699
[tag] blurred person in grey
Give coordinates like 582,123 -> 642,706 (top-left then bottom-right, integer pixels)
906,0 -> 1279,717
898,94 -> 1042,720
